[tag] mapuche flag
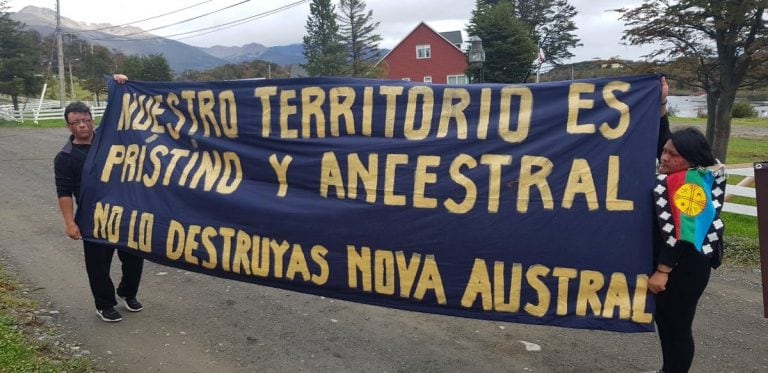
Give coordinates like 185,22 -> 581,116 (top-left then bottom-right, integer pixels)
654,167 -> 726,258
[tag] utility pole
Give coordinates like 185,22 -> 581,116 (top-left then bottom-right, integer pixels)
68,58 -> 79,100
56,0 -> 66,108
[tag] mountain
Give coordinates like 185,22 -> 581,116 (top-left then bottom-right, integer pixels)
198,43 -> 306,66
10,6 -> 306,73
199,43 -> 269,63
256,44 -> 305,66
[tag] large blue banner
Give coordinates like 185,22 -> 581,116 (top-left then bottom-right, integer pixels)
79,75 -> 661,332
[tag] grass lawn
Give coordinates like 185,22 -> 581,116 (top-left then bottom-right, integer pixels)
670,116 -> 768,127
1,119 -> 70,128
0,268 -> 93,372
725,138 -> 768,164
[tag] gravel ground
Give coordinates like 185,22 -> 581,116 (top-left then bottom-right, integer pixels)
0,126 -> 766,372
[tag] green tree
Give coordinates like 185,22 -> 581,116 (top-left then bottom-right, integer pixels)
337,0 -> 382,77
179,60 -> 288,81
516,0 -> 580,66
139,54 -> 173,81
118,55 -> 144,81
618,0 -> 767,162
117,54 -> 173,82
468,1 -> 537,83
302,0 -> 347,76
479,0 -> 580,66
0,0 -> 44,110
79,44 -> 116,106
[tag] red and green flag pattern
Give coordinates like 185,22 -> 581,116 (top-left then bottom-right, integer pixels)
654,167 -> 726,257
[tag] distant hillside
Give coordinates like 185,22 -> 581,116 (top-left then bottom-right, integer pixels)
544,59 -> 648,81
11,6 -> 227,73
197,43 -> 305,66
257,44 -> 305,66
199,43 -> 269,63
10,6 -> 307,73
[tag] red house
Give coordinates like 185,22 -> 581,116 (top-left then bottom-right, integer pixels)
377,22 -> 468,85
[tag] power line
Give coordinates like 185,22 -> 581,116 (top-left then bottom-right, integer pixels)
94,0 -> 253,40
89,0 -> 309,43
166,0 -> 310,42
67,0 -> 214,34
121,0 -> 252,37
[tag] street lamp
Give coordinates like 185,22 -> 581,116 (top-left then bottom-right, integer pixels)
68,58 -> 79,101
467,36 -> 485,83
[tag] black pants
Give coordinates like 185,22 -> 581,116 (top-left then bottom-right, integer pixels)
83,241 -> 144,310
655,249 -> 711,373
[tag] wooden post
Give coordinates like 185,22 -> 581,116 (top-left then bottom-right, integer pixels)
754,161 -> 768,318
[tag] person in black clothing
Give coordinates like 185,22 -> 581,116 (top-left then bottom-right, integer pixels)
649,76 -> 722,373
54,74 -> 144,322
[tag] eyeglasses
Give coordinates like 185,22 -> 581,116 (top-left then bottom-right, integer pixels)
67,118 -> 93,126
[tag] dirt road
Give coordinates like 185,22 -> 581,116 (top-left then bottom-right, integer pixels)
0,127 -> 766,372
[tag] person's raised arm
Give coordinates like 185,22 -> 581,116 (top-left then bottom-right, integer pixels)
660,75 -> 669,117
657,76 -> 671,159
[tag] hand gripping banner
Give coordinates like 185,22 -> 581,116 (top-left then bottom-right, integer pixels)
78,75 -> 662,332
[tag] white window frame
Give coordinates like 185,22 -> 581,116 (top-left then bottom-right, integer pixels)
401,77 -> 411,81
423,76 -> 432,84
416,44 -> 432,59
446,75 -> 468,85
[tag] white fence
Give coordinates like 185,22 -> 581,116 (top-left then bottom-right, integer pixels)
724,167 -> 757,217
0,94 -> 107,123
0,102 -> 105,124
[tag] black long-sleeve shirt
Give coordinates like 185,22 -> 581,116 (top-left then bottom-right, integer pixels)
657,115 -> 671,159
54,136 -> 91,204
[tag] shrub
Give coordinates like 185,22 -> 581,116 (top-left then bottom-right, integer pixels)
696,107 -> 708,118
731,101 -> 756,118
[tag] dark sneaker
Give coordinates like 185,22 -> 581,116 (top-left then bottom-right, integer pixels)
118,295 -> 143,312
96,307 -> 122,322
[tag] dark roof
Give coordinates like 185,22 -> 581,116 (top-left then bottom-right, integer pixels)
439,31 -> 463,47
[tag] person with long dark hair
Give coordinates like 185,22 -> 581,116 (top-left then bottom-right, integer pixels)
649,77 -> 725,373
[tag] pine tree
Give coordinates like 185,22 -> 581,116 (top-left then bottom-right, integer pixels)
468,1 -> 537,83
475,0 -> 581,66
302,0 -> 347,77
337,0 -> 382,77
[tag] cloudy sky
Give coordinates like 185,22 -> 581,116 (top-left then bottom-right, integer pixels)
8,0 -> 650,62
